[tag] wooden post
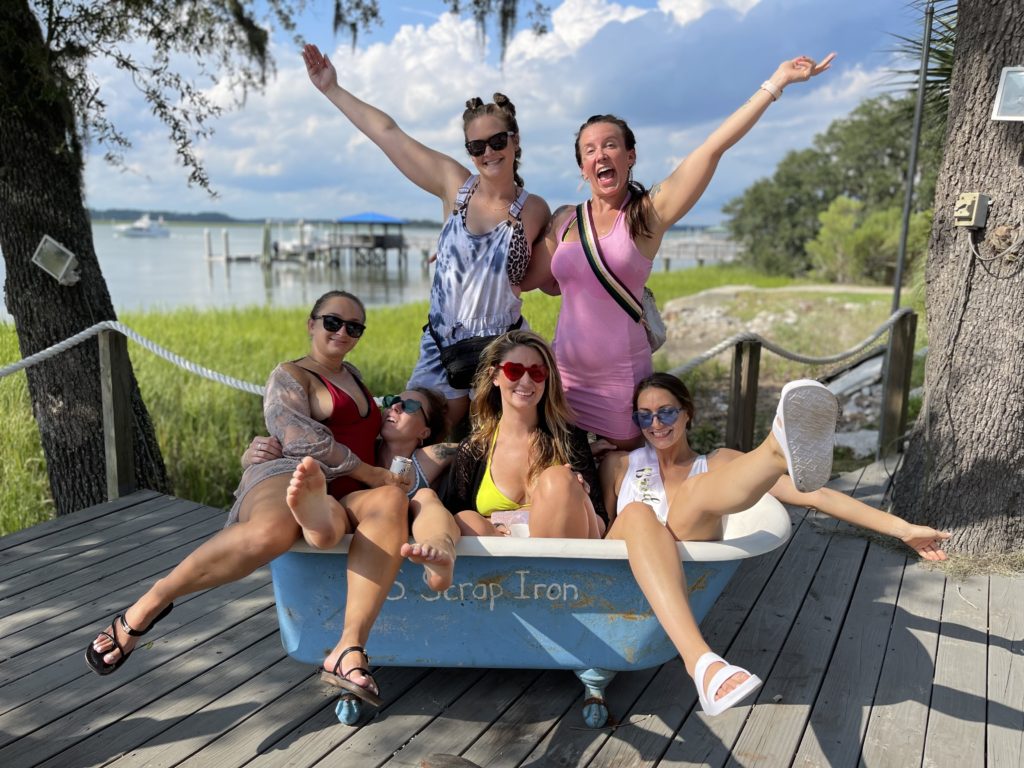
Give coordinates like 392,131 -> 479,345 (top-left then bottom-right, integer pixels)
878,311 -> 918,458
98,330 -> 136,500
726,340 -> 761,452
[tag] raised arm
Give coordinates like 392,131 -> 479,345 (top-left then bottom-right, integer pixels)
768,475 -> 950,561
647,53 -> 835,234
303,43 -> 469,203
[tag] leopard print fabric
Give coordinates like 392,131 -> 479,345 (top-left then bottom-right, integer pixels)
506,220 -> 529,286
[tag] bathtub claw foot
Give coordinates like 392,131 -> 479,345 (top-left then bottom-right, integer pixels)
575,667 -> 616,728
582,696 -> 609,728
335,695 -> 362,725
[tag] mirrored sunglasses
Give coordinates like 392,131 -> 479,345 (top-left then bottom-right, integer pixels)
631,406 -> 682,429
497,361 -> 549,383
465,131 -> 514,157
313,314 -> 365,337
382,395 -> 425,416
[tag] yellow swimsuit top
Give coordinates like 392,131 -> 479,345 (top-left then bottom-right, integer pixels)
475,429 -> 522,517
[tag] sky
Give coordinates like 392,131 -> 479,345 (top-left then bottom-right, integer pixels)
81,0 -> 927,226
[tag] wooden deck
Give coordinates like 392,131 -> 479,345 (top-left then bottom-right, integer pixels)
0,461 -> 1020,767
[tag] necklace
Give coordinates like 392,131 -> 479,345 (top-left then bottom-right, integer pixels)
477,185 -> 518,212
305,353 -> 346,377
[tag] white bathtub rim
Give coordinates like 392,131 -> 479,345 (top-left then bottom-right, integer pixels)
286,493 -> 792,562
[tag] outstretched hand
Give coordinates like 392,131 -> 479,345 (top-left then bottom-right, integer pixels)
901,525 -> 952,562
303,43 -> 337,94
774,52 -> 836,88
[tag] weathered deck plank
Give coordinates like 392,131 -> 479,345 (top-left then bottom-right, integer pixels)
923,574 -> 989,768
859,557 -> 945,765
987,573 -> 1024,767
791,542 -> 907,767
0,467 -> 1019,768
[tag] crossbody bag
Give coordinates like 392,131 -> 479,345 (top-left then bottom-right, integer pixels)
575,201 -> 666,351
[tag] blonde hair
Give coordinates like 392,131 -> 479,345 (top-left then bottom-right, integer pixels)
468,330 -> 576,485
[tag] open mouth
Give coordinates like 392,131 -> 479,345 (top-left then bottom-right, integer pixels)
595,167 -> 617,186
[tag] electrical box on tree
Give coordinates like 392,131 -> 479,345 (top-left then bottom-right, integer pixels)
954,192 -> 989,229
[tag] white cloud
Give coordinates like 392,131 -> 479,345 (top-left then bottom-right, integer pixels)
83,1 -> 920,225
657,0 -> 761,26
505,0 -> 648,61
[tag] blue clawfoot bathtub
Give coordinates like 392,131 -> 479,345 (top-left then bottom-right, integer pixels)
269,495 -> 791,726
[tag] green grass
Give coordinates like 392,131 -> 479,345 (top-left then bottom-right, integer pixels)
0,264 -> 897,534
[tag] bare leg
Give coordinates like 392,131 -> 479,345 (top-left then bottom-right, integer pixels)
322,484 -> 408,692
402,488 -> 460,591
455,510 -> 502,537
90,473 -> 300,668
528,465 -> 603,539
669,438 -> 790,531
606,502 -> 750,702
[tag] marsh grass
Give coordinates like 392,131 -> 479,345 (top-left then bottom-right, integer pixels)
0,264 -> 868,533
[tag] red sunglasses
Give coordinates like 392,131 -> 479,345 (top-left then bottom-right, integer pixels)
497,361 -> 549,382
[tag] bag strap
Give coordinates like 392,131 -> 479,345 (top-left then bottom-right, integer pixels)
454,175 -> 479,211
425,314 -> 523,348
508,186 -> 529,220
576,202 -> 643,323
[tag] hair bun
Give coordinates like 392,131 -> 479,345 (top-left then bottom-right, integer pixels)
493,93 -> 516,116
465,96 -> 485,111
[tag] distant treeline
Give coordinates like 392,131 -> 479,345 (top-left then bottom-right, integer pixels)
89,209 -> 445,227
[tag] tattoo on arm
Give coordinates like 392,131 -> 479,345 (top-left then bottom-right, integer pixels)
429,443 -> 459,461
649,183 -> 662,199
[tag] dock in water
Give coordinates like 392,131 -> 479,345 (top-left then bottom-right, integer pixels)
0,460 -> 1020,767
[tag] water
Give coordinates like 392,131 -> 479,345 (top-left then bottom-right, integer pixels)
0,220 -> 737,321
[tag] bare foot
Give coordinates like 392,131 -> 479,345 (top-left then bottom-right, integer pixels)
401,535 -> 456,591
704,660 -> 750,701
287,457 -> 340,547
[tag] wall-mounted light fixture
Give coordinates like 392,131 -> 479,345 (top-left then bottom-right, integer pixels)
992,67 -> 1024,121
31,235 -> 80,285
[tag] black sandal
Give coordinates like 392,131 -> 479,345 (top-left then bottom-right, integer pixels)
320,645 -> 384,707
84,603 -> 174,676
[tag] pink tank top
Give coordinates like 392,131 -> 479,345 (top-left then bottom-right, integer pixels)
550,202 -> 653,439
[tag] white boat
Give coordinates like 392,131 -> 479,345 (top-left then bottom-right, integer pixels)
115,214 -> 170,238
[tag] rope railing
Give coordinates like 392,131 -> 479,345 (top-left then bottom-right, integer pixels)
1,309 -> 916,396
669,308 -> 914,378
0,320 -> 265,395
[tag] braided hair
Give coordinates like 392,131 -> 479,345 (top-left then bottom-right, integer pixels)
463,93 -> 524,188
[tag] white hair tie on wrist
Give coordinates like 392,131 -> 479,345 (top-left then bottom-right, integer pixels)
760,80 -> 782,101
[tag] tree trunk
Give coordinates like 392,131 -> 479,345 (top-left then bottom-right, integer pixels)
893,0 -> 1024,555
0,1 -> 169,514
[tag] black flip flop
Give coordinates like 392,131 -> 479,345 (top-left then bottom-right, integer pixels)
85,602 -> 174,675
320,645 -> 384,707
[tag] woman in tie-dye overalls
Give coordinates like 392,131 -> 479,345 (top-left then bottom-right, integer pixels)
304,44 -> 551,433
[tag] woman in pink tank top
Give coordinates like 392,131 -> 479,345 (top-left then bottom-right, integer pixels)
523,53 -> 836,449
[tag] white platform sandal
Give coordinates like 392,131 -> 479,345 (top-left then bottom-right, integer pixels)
772,379 -> 838,492
693,651 -> 762,716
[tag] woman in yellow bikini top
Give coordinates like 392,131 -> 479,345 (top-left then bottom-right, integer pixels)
441,330 -> 606,538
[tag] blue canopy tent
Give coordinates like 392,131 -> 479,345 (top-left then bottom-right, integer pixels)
333,212 -> 407,267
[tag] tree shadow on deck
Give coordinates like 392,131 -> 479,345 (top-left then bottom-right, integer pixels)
512,599 -> 1023,768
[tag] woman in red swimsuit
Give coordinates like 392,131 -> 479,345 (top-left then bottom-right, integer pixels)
86,291 -> 408,714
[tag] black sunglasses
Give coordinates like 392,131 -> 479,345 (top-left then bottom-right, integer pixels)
313,314 -> 366,338
465,131 -> 515,157
382,394 -> 425,416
